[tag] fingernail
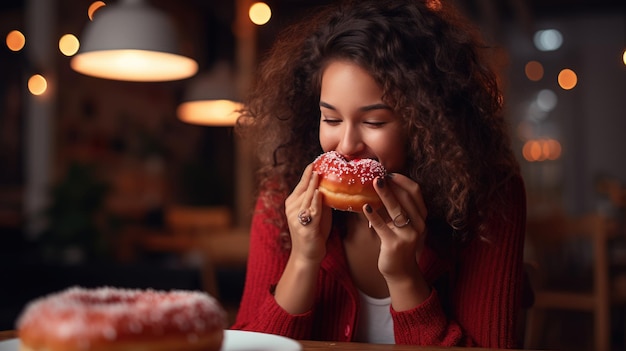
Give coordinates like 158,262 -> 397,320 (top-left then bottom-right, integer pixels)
365,204 -> 373,213
376,177 -> 385,188
386,173 -> 395,178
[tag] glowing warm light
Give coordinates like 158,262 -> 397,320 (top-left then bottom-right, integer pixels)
73,0 -> 198,82
28,74 -> 47,96
59,34 -> 80,56
533,29 -> 563,52
177,100 -> 243,126
622,49 -> 626,66
426,0 -> 442,11
522,140 -> 539,162
71,50 -> 198,82
249,2 -> 271,25
558,68 -> 578,90
88,1 -> 107,21
6,30 -> 26,51
522,138 -> 562,162
545,139 -> 562,160
523,140 -> 543,162
525,60 -> 544,82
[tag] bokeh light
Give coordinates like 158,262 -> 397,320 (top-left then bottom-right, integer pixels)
59,34 -> 80,56
249,2 -> 271,25
28,74 -> 48,96
525,60 -> 544,82
536,89 -> 557,112
88,1 -> 107,21
558,68 -> 578,90
6,30 -> 26,51
534,29 -> 563,52
425,0 -> 442,11
522,138 -> 562,162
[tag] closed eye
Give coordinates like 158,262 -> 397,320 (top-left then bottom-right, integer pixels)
364,121 -> 386,127
321,116 -> 341,125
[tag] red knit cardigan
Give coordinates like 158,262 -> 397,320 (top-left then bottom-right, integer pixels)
231,175 -> 527,348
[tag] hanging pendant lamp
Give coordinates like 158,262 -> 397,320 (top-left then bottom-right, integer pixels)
177,61 -> 243,126
70,0 -> 198,82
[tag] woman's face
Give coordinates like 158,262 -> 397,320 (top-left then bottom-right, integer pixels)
319,60 -> 408,173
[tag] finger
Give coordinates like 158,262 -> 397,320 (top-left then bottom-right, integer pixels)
384,175 -> 427,233
387,173 -> 427,220
304,172 -> 321,216
386,186 -> 426,234
286,164 -> 315,218
311,189 -> 322,211
292,164 -> 314,196
373,176 -> 410,224
375,176 -> 425,233
362,203 -> 394,241
305,167 -> 319,198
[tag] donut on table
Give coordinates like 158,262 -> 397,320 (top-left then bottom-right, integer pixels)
16,286 -> 227,351
313,151 -> 387,212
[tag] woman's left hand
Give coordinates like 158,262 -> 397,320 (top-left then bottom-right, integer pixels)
363,173 -> 428,283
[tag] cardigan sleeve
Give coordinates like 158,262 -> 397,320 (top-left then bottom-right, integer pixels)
392,175 -> 527,348
229,195 -> 317,340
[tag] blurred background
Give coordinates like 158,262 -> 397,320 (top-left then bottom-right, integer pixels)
0,0 -> 625,350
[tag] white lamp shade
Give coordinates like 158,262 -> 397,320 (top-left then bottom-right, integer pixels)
70,0 -> 198,82
177,61 -> 242,126
177,100 -> 243,126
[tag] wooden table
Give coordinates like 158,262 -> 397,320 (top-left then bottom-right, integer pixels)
296,340 -> 524,350
0,331 -> 14,342
0,330 -> 525,351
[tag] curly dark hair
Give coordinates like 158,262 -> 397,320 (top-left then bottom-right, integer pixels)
236,0 -> 520,245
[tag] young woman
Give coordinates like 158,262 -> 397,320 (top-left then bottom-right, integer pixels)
231,0 -> 527,348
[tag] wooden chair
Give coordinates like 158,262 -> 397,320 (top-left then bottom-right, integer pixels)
138,205 -> 249,299
165,205 -> 232,235
524,212 -> 618,351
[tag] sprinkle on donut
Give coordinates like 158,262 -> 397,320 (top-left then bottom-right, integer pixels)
313,151 -> 386,212
313,151 -> 386,185
17,286 -> 227,351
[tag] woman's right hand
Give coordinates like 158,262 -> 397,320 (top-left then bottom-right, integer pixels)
275,164 -> 332,314
284,164 -> 332,264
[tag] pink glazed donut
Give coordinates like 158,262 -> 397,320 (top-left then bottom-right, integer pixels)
313,151 -> 387,212
16,286 -> 226,351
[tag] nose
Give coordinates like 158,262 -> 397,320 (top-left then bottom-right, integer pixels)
336,124 -> 365,160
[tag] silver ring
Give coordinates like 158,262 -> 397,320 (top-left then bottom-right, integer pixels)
298,209 -> 312,226
392,212 -> 411,228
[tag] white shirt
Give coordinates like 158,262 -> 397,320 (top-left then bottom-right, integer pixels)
354,290 -> 395,344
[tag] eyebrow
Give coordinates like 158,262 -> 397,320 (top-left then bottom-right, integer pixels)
319,101 -> 391,112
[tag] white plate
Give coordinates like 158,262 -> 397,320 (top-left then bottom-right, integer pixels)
0,339 -> 17,351
223,330 -> 301,351
0,330 -> 301,351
